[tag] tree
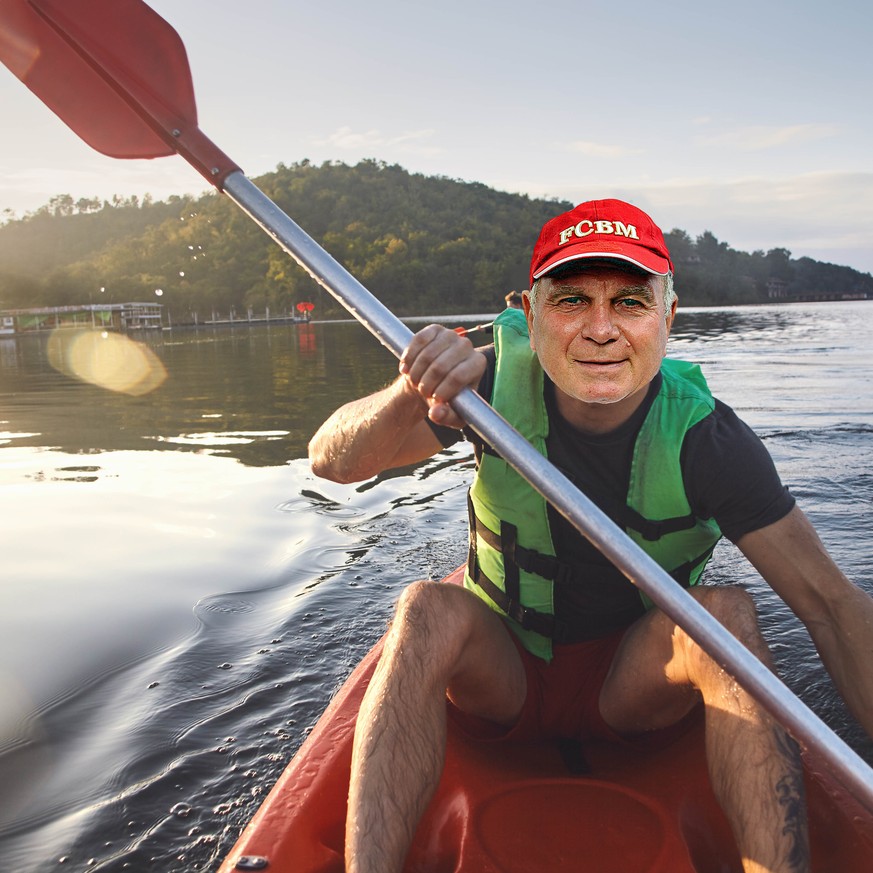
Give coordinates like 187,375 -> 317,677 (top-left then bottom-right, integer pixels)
765,247 -> 794,282
0,162 -> 869,315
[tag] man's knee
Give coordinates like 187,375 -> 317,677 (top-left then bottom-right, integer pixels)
682,585 -> 772,669
395,578 -> 466,622
390,580 -> 482,659
695,585 -> 760,631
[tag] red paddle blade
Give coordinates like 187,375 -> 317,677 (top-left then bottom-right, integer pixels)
0,0 -> 238,185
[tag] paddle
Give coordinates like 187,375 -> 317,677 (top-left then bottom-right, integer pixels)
4,0 -> 873,814
454,322 -> 493,337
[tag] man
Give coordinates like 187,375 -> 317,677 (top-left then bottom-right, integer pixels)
308,199 -> 873,873
504,289 -> 523,309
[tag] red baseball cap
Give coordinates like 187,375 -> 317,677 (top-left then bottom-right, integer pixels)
529,199 -> 674,286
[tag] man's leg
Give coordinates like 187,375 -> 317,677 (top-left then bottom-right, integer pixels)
599,585 -> 809,873
345,580 -> 526,873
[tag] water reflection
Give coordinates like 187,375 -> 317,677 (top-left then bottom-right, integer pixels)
0,317 -> 497,469
671,304 -> 796,343
46,329 -> 168,396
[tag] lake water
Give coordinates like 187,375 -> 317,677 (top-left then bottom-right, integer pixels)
1,301 -> 872,871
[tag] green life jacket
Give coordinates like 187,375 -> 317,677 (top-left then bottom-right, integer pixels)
463,307 -> 722,661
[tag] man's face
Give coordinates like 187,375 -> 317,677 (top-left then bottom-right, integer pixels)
523,265 -> 676,432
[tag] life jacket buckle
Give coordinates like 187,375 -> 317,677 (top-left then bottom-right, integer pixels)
517,604 -> 535,630
509,601 -> 538,632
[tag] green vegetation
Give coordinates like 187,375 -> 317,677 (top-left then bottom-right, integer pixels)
1,160 -> 871,320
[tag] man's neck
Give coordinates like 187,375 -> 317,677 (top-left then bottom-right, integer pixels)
552,379 -> 658,437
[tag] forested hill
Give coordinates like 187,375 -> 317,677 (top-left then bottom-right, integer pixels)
1,159 -> 871,319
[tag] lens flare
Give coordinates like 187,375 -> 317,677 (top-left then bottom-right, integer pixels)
47,328 -> 167,396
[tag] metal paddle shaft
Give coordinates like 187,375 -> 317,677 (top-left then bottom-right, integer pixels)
3,0 -> 873,815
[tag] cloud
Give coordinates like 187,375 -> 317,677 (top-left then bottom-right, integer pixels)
565,140 -> 644,158
693,123 -> 841,152
0,159 -> 210,217
645,172 -> 873,271
315,126 -> 440,156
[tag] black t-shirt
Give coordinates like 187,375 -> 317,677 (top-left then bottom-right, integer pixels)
429,348 -> 795,636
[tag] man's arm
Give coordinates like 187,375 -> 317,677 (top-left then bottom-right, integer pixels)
308,324 -> 486,484
738,504 -> 873,736
309,375 -> 443,483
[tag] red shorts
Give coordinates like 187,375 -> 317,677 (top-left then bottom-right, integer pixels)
449,625 -> 700,748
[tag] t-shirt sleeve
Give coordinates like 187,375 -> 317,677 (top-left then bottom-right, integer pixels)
682,400 -> 795,542
426,418 -> 466,448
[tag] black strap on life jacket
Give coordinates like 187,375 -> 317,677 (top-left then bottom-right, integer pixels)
664,544 -> 718,588
478,442 -> 697,543
466,494 -> 715,641
466,495 -> 570,641
467,494 -> 582,585
620,504 -> 698,541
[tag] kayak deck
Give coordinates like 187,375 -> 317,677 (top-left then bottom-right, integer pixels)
219,569 -> 873,872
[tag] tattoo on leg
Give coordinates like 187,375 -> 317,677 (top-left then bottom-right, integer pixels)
774,729 -> 810,871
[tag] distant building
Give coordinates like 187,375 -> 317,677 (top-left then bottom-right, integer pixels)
0,302 -> 162,335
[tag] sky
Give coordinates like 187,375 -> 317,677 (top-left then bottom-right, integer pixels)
1,0 -> 872,276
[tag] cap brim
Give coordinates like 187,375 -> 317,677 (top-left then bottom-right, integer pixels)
532,244 -> 671,281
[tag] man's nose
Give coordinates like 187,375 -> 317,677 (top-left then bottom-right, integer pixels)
582,302 -> 620,343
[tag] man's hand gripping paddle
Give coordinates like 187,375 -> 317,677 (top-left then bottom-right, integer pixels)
3,0 -> 873,813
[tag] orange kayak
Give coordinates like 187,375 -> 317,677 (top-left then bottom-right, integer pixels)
219,567 -> 873,872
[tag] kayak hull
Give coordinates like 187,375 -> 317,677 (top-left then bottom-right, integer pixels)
219,567 -> 873,872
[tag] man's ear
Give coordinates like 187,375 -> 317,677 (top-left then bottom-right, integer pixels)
666,296 -> 678,334
522,291 -> 536,351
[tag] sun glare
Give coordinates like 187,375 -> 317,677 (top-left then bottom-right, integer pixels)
46,329 -> 167,396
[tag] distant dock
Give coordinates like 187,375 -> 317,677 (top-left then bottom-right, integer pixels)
0,302 -> 162,335
0,303 -> 315,335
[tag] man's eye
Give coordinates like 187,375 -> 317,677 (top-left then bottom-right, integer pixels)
558,296 -> 583,305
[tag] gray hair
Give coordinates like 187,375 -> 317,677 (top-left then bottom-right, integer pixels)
663,272 -> 676,313
529,271 -> 676,319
